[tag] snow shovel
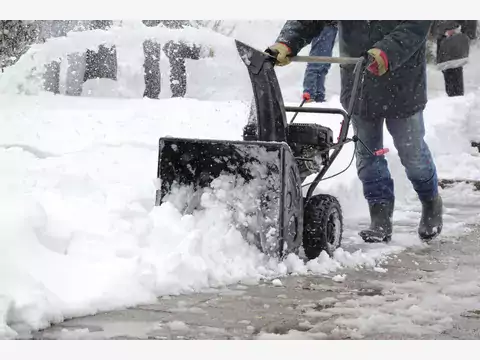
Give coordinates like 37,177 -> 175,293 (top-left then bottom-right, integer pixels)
155,40 -> 371,260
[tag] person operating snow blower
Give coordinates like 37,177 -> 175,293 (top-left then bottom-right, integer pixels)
267,21 -> 443,243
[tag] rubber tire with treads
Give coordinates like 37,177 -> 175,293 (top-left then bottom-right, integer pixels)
302,194 -> 343,260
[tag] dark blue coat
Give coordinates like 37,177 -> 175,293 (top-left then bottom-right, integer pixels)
276,21 -> 432,119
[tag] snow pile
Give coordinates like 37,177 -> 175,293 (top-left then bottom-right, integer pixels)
0,94 -> 419,339
0,24 -> 247,99
0,20 -> 326,101
423,93 -> 480,180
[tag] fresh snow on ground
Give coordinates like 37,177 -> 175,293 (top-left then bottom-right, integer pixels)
1,22 -> 480,338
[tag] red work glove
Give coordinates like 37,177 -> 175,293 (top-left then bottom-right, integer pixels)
366,48 -> 389,76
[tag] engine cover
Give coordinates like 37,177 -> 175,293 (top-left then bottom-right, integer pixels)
287,123 -> 334,148
286,123 -> 335,181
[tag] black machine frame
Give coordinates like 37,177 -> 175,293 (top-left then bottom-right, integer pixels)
155,40 -> 370,259
235,40 -> 367,203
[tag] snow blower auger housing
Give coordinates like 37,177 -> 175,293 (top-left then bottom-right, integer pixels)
155,40 -> 366,260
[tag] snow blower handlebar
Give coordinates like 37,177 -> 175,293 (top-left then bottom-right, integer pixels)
286,55 -> 365,123
290,55 -> 362,65
287,55 -> 364,124
235,40 -> 371,202
284,55 -> 366,124
286,56 -> 368,201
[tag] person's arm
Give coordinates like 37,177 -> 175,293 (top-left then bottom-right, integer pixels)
372,21 -> 432,72
275,20 -> 329,55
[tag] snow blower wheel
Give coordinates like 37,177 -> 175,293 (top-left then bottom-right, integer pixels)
155,40 -> 368,261
303,194 -> 343,259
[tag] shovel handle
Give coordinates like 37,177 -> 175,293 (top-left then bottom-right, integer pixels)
290,55 -> 362,65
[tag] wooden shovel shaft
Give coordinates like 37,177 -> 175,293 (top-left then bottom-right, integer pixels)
291,55 -> 362,64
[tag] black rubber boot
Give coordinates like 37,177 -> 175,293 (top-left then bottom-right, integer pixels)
359,201 -> 394,243
443,67 -> 464,97
418,194 -> 443,241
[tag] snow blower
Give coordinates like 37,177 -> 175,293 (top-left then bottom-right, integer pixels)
155,40 -> 373,260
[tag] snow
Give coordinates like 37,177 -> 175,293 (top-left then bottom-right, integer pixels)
0,22 -> 480,339
332,274 -> 346,283
271,279 -> 283,287
292,264 -> 480,340
257,329 -> 328,340
167,321 -> 189,331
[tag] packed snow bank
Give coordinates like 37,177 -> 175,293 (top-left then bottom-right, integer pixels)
0,24 -> 250,99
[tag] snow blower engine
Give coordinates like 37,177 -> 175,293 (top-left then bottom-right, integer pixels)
155,40 -> 368,260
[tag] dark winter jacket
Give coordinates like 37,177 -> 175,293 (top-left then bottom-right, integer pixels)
431,21 -> 477,69
276,21 -> 432,119
431,21 -> 477,41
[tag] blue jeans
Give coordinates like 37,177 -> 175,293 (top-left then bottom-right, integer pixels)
303,26 -> 338,102
352,111 -> 439,204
